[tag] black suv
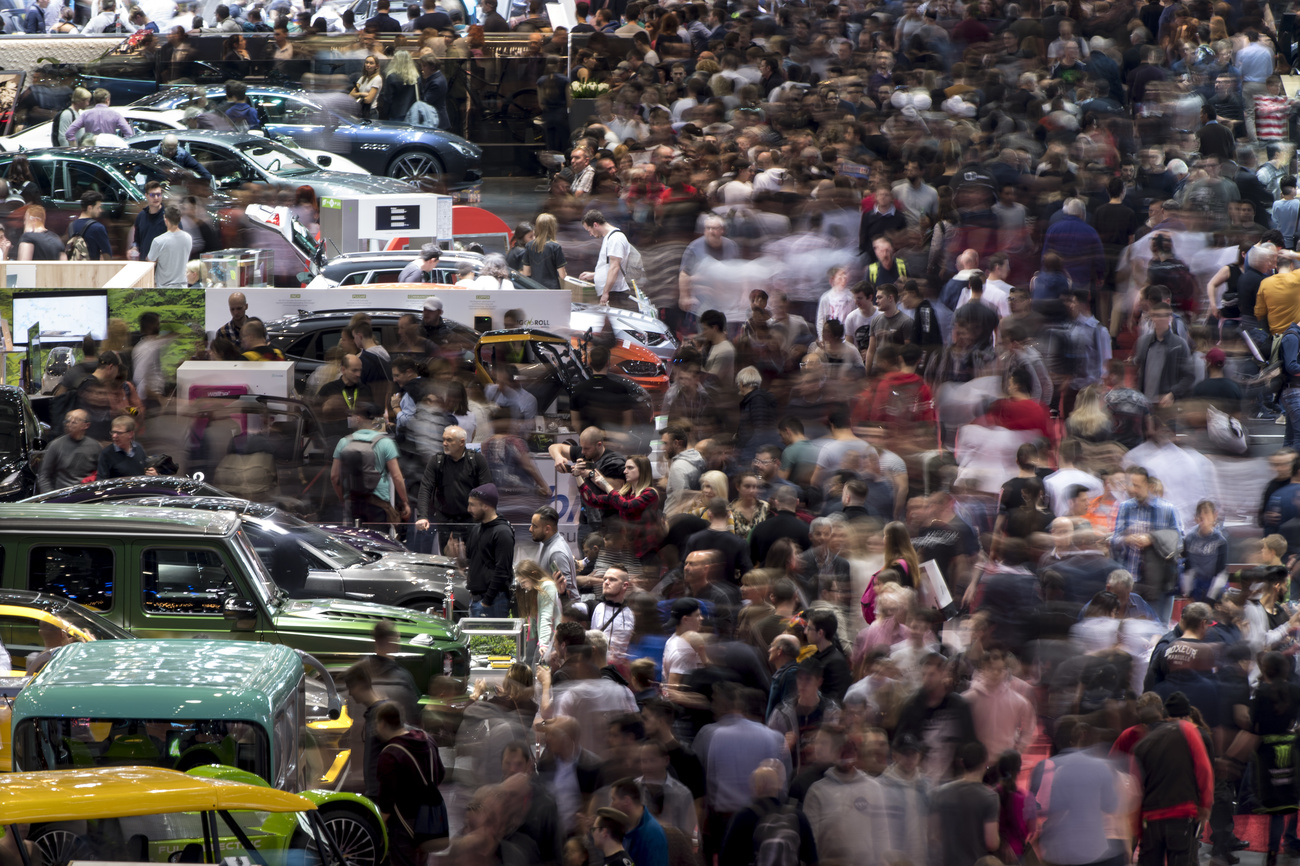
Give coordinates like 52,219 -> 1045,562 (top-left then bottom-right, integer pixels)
266,309 -> 480,392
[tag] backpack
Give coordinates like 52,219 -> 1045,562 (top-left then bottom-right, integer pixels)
753,802 -> 802,866
338,432 -> 389,499
65,219 -> 91,261
1146,257 -> 1198,313
609,229 -> 646,287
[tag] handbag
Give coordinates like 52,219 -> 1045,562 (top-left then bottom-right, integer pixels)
1206,404 -> 1247,454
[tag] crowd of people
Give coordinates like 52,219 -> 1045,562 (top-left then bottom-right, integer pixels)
18,0 -> 1300,862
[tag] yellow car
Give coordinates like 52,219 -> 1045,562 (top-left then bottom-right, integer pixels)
0,766 -> 358,866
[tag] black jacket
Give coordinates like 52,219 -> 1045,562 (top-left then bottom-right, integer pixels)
718,796 -> 818,866
750,510 -> 812,565
466,515 -> 515,603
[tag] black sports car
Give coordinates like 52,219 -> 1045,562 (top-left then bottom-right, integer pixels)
128,86 -> 482,190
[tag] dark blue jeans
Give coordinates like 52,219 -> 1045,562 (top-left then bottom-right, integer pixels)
470,595 -> 509,618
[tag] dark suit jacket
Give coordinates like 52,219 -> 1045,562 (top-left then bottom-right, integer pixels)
750,510 -> 811,565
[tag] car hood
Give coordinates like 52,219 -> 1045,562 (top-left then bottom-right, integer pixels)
275,596 -> 459,644
350,120 -> 481,151
293,170 -> 414,195
339,552 -> 466,592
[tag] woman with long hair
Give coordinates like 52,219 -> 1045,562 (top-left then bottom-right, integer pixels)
350,54 -> 384,119
729,473 -> 770,538
472,661 -> 538,728
990,749 -> 1035,864
576,454 -> 663,565
378,50 -> 420,121
505,221 -> 532,271
522,213 -> 568,291
473,253 -> 515,290
222,34 -> 251,79
514,559 -> 559,664
1065,383 -> 1114,442
861,520 -> 920,623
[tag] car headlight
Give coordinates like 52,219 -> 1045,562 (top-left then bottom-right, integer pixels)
449,140 -> 479,158
623,328 -> 648,343
619,359 -> 661,377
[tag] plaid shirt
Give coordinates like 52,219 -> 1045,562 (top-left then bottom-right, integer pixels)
579,481 -> 662,558
218,319 -> 244,348
1109,494 -> 1181,579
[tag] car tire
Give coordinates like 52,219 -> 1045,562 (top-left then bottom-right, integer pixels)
30,825 -> 95,866
386,150 -> 444,190
295,805 -> 384,866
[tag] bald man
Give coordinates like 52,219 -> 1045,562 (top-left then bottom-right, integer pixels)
219,292 -> 249,347
38,409 -> 101,493
941,248 -> 982,310
547,426 -> 626,541
151,134 -> 213,181
720,765 -> 817,866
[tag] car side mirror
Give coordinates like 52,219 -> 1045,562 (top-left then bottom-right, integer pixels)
315,154 -> 332,168
222,596 -> 257,629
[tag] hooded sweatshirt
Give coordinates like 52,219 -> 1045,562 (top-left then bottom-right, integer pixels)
376,727 -> 445,829
467,515 -> 515,604
665,448 -> 706,512
804,766 -> 889,866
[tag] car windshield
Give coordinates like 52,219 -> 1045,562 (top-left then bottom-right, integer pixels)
244,514 -> 369,571
234,139 -> 319,177
15,717 -> 269,778
45,600 -> 136,642
0,403 -> 22,459
106,158 -> 194,191
232,528 -> 281,608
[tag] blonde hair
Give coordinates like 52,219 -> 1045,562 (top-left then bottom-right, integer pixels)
531,213 -> 558,251
621,455 -> 654,497
1069,384 -> 1112,438
699,470 -> 729,501
387,50 -> 419,85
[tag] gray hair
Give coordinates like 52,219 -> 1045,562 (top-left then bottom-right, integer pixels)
1106,569 -> 1135,592
735,365 -> 762,391
481,252 -> 510,280
1062,197 -> 1086,217
1248,243 -> 1278,271
810,517 -> 833,534
444,425 -> 467,442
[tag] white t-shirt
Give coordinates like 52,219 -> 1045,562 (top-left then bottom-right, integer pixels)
662,633 -> 700,681
595,228 -> 631,296
148,229 -> 193,287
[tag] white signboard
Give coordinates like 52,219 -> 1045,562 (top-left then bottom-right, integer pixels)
204,287 -> 573,336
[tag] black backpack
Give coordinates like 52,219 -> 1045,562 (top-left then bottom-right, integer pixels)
338,433 -> 389,499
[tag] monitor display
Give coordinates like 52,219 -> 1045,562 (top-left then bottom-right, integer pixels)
12,292 -> 108,346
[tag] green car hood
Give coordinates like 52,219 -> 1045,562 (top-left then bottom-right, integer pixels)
273,597 -> 461,647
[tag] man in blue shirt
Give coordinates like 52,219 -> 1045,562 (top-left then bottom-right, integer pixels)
1042,197 -> 1107,293
609,778 -> 667,866
1110,466 -> 1182,616
151,135 -> 213,182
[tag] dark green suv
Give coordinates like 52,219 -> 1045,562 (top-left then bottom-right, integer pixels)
0,504 -> 468,690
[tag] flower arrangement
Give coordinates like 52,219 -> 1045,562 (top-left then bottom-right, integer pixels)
570,79 -> 610,98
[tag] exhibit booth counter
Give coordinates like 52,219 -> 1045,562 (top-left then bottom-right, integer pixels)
0,261 -> 155,291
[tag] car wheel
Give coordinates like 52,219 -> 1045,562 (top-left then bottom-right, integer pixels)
30,826 -> 94,866
387,150 -> 444,190
297,806 -> 383,866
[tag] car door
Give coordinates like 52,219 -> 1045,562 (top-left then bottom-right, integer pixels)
188,141 -> 261,190
63,158 -> 133,251
130,541 -> 268,641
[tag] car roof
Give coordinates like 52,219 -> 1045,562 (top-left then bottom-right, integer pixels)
324,250 -> 485,264
0,590 -> 135,641
126,130 -> 270,146
3,147 -> 187,168
23,475 -> 225,503
0,503 -> 239,536
130,495 -> 281,521
19,640 -> 303,728
0,767 -> 315,824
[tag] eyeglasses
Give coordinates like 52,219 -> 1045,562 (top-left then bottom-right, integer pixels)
147,191 -> 163,198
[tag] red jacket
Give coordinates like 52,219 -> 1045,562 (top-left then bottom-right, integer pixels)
852,372 -> 936,426
1130,719 -> 1213,820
